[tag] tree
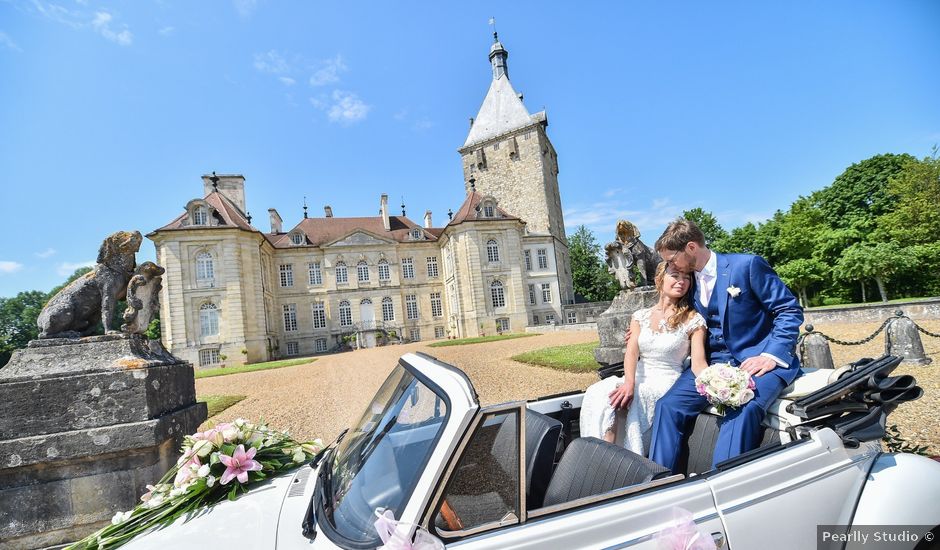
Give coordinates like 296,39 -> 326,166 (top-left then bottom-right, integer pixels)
877,150 -> 940,247
0,291 -> 48,367
834,242 -> 913,302
776,258 -> 825,307
682,208 -> 728,247
568,225 -> 617,302
815,153 -> 913,235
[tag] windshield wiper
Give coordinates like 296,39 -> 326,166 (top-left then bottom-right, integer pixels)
302,430 -> 347,540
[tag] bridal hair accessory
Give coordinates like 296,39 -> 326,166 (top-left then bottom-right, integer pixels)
374,508 -> 445,550
694,364 -> 756,415
727,285 -> 741,298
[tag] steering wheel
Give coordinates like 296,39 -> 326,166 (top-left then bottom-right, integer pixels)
439,499 -> 464,531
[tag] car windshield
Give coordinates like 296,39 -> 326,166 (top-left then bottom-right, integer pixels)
323,363 -> 448,545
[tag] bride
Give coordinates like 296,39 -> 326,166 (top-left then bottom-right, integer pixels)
580,262 -> 707,455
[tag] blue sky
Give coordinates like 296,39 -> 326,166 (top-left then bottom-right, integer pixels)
1,1 -> 938,297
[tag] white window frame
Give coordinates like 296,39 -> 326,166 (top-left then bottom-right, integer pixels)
378,259 -> 391,281
537,248 -> 548,270
338,300 -> 352,327
335,262 -> 348,284
283,303 -> 298,332
524,250 -> 532,271
199,348 -> 220,366
357,260 -> 370,282
541,283 -> 552,303
528,284 -> 536,305
196,251 -> 215,284
405,294 -> 419,320
566,311 -> 578,324
382,296 -> 395,322
199,302 -> 219,337
308,262 -> 322,286
312,302 -> 326,329
430,292 -> 442,318
279,264 -> 294,287
545,314 -> 555,325
285,341 -> 299,356
290,232 -> 304,245
409,328 -> 421,342
402,258 -> 415,279
486,239 -> 500,263
193,206 -> 208,226
426,256 -> 439,278
315,338 -> 328,352
496,318 -> 510,332
490,280 -> 505,308
483,204 -> 495,218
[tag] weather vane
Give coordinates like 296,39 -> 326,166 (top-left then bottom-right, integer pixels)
489,17 -> 497,40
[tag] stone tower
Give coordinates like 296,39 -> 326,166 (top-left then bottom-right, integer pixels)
458,32 -> 573,305
458,33 -> 566,243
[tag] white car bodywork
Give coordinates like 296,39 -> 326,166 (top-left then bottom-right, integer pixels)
123,352 -> 940,550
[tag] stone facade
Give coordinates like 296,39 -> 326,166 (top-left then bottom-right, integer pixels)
149,36 -> 576,368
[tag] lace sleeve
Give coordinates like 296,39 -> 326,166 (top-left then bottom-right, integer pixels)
685,312 -> 706,334
631,307 -> 651,327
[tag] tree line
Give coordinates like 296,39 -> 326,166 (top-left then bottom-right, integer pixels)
569,150 -> 940,307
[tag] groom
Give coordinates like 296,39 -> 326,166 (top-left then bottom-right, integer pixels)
647,218 -> 803,472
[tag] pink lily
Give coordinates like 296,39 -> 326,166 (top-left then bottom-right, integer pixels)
219,445 -> 262,485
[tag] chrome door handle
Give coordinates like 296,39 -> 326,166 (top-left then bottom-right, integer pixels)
711,531 -> 726,548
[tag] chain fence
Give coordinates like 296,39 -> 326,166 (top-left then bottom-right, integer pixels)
798,310 -> 938,364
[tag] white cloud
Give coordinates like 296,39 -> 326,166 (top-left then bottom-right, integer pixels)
158,26 -> 175,36
327,90 -> 370,124
233,0 -> 258,18
91,11 -> 132,46
31,1 -> 84,28
309,54 -> 347,87
0,31 -> 22,52
57,260 -> 95,277
0,261 -> 23,274
278,76 -> 296,86
253,50 -> 289,74
34,248 -> 57,259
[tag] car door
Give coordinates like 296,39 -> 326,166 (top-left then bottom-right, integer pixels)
423,402 -> 727,549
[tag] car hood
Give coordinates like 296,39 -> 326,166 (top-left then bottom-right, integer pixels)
122,468 -> 305,550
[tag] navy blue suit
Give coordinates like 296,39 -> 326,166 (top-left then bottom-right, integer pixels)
648,253 -> 804,472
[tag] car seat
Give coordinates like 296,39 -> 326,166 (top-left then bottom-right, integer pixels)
493,408 -> 562,509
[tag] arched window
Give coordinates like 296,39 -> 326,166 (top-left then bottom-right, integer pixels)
196,251 -> 214,282
490,280 -> 505,308
357,260 -> 370,282
335,261 -> 348,284
193,206 -> 208,226
290,232 -> 304,245
199,302 -> 219,336
381,296 -> 394,321
486,239 -> 500,263
411,228 -> 422,240
338,300 -> 352,327
378,259 -> 390,281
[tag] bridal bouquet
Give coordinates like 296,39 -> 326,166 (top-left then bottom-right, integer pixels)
695,364 -> 756,415
66,418 -> 323,550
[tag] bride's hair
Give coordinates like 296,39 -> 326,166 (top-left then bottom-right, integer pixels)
654,261 -> 696,330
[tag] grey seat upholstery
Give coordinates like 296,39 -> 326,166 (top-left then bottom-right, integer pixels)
541,437 -> 670,507
493,408 -> 562,509
676,412 -> 780,476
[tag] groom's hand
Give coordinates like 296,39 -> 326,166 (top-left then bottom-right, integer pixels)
623,327 -> 633,347
741,356 -> 776,377
608,380 -> 634,410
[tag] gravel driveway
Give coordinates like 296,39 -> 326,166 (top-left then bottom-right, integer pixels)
196,320 -> 940,454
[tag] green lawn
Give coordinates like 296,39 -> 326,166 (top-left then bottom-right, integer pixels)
194,357 -> 316,379
198,394 -> 247,418
511,341 -> 600,373
427,333 -> 540,348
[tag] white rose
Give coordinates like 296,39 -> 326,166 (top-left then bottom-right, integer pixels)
197,464 -> 211,478
111,510 -> 132,525
191,439 -> 213,458
206,475 -> 216,488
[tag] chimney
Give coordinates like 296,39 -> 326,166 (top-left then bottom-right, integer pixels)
380,194 -> 390,231
424,210 -> 432,228
268,208 -> 283,234
324,205 -> 333,218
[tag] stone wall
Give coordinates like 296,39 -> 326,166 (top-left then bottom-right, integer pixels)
803,298 -> 940,325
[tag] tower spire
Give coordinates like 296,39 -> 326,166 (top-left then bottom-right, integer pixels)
489,30 -> 508,80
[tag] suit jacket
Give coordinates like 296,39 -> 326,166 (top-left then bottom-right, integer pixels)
691,253 -> 804,385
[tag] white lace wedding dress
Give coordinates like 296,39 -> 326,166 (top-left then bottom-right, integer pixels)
580,307 -> 705,456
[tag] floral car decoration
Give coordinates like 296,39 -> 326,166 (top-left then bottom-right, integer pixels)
65,419 -> 323,550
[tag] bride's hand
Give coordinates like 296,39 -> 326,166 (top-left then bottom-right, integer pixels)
608,380 -> 635,410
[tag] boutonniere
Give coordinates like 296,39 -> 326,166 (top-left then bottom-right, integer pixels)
727,285 -> 741,298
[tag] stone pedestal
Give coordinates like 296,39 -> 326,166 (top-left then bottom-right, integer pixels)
594,287 -> 659,369
801,329 -> 835,370
0,335 -> 207,549
887,315 -> 933,366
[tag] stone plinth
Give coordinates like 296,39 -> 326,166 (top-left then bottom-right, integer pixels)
0,335 -> 207,549
594,288 -> 659,369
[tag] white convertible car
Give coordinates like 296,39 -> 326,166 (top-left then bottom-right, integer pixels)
126,352 -> 940,549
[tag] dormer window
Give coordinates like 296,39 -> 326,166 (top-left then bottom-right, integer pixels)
289,232 -> 305,246
193,206 -> 208,226
483,204 -> 495,218
411,228 -> 422,240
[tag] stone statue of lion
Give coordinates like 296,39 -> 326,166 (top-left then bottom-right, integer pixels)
37,230 -> 143,338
